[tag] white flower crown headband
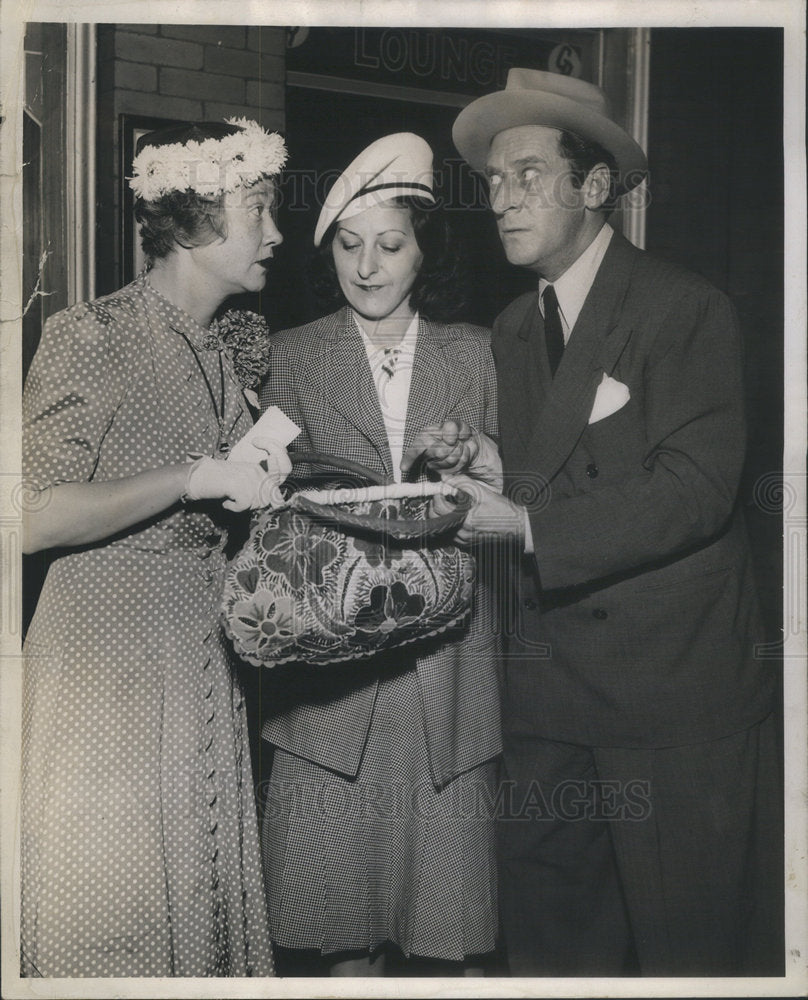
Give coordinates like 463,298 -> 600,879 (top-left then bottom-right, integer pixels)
129,117 -> 288,201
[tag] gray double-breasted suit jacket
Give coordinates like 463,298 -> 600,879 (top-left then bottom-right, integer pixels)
494,231 -> 774,748
257,307 -> 502,787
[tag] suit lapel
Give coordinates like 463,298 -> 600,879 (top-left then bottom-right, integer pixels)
402,318 -> 458,455
524,233 -> 640,483
301,307 -> 394,476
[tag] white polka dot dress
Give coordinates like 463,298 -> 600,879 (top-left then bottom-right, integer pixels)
20,275 -> 274,977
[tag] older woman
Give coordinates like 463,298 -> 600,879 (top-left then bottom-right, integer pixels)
21,119 -> 288,977
258,134 -> 501,976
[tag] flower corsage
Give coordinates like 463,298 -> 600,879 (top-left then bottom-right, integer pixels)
215,309 -> 271,409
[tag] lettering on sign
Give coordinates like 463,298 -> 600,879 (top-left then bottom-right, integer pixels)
548,43 -> 583,77
354,29 -> 519,88
287,27 -> 310,50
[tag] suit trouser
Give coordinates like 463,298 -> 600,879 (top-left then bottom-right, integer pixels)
497,712 -> 783,976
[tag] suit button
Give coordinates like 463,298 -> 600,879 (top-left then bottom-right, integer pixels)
592,608 -> 608,620
523,598 -> 538,611
586,463 -> 599,479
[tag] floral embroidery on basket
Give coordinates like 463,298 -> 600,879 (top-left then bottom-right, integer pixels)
230,592 -> 297,657
354,581 -> 426,636
222,462 -> 477,667
260,513 -> 341,591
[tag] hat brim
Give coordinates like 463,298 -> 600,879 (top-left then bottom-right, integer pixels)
453,89 -> 648,194
315,185 -> 436,246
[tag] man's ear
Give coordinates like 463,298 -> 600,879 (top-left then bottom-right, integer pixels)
583,163 -> 612,210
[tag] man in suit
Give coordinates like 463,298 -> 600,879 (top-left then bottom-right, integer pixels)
403,68 -> 781,976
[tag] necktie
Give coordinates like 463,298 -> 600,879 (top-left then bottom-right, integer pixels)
380,347 -> 400,380
542,285 -> 564,377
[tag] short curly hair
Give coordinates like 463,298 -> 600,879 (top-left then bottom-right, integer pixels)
132,120 -> 282,262
134,189 -> 228,261
311,196 -> 467,322
131,121 -> 239,262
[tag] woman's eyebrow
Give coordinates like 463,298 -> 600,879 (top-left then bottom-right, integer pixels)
336,227 -> 407,237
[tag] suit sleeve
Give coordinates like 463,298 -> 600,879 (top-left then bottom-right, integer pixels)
441,328 -> 498,440
528,286 -> 747,590
457,332 -> 498,440
479,336 -> 499,440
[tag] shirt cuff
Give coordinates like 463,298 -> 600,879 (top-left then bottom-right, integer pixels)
523,507 -> 534,555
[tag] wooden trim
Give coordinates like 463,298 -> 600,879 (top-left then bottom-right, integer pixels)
40,23 -> 68,320
66,23 -> 96,303
286,70 -> 473,109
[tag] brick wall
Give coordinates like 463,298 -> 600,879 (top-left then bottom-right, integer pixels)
95,24 -> 286,294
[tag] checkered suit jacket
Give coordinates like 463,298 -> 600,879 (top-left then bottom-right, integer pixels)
257,308 -> 502,786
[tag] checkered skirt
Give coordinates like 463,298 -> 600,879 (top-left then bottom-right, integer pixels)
261,663 -> 498,960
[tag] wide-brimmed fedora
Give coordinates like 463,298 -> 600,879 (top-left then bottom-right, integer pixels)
453,68 -> 648,193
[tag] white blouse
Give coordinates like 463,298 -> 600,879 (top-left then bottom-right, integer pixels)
355,311 -> 419,482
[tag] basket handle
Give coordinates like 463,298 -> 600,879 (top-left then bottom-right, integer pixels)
289,451 -> 390,487
290,487 -> 473,541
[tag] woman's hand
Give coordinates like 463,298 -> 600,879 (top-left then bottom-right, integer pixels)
22,442 -> 292,554
401,420 -> 503,489
185,455 -> 286,512
251,436 -> 293,483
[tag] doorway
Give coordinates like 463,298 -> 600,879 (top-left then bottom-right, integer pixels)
269,82 -> 533,334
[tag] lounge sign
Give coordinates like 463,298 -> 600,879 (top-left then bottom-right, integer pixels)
286,27 -> 596,95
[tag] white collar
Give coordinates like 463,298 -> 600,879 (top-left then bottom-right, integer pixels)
354,310 -> 419,358
539,223 -> 614,338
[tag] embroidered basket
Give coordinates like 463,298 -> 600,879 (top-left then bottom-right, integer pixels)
222,452 -> 475,667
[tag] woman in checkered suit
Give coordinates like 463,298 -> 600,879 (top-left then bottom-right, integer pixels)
257,134 -> 501,975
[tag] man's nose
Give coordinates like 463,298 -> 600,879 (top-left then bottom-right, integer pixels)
489,175 -> 519,215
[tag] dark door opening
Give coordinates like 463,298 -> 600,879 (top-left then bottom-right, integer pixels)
267,84 -> 534,335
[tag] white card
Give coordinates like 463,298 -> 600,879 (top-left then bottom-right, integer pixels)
227,405 -> 301,463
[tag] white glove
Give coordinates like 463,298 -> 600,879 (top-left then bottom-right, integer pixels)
250,436 -> 293,482
183,456 -> 285,512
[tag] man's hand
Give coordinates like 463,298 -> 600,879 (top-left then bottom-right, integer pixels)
432,474 -> 525,546
401,419 -> 503,489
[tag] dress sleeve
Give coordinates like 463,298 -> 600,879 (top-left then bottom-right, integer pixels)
23,302 -> 131,491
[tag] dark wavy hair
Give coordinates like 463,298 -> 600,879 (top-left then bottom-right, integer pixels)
558,130 -> 619,210
311,196 -> 467,322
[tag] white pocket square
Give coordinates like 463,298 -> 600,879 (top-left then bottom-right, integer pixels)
588,373 -> 630,424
